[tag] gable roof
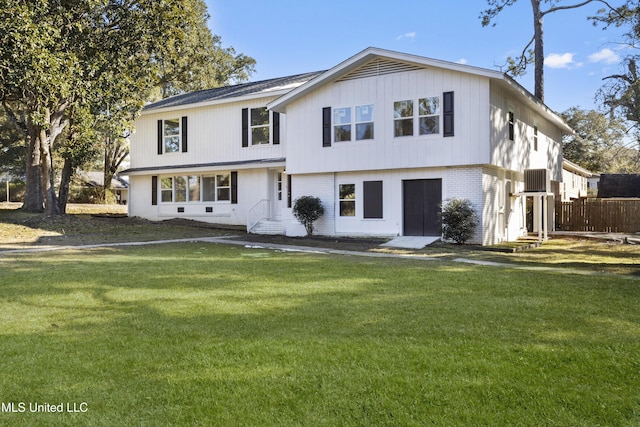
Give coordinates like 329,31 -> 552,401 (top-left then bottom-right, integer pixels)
143,71 -> 325,113
267,47 -> 573,134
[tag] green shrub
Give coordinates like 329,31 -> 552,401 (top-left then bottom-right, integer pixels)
441,198 -> 478,244
292,196 -> 324,236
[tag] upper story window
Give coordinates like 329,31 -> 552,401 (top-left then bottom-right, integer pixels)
334,107 -> 351,142
355,105 -> 374,140
158,117 -> 187,154
394,96 -> 442,137
242,108 -> 280,147
394,100 -> 413,137
251,107 -> 270,145
330,105 -> 374,143
418,97 -> 440,135
533,125 -> 538,151
164,119 -> 181,153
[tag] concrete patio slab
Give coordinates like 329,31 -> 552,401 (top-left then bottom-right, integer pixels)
380,236 -> 440,249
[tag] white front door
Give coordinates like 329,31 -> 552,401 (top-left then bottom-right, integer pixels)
271,169 -> 286,220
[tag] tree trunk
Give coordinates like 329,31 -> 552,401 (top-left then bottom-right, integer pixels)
22,127 -> 43,212
39,128 -> 60,216
532,0 -> 545,101
57,158 -> 73,214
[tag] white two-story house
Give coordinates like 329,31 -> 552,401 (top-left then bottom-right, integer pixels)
125,48 -> 572,245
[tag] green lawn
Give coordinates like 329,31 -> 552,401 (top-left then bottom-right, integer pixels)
1,243 -> 639,426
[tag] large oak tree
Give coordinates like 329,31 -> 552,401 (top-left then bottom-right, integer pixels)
0,0 -> 254,214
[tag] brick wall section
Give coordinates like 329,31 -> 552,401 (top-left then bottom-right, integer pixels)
290,173 -> 336,236
444,167 -> 485,245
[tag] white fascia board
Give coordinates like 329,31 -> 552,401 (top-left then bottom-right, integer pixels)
123,158 -> 286,176
562,159 -> 593,176
140,89 -> 293,116
498,75 -> 574,135
268,46 -> 504,113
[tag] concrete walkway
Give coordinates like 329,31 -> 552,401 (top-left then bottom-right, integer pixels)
2,235 -> 636,279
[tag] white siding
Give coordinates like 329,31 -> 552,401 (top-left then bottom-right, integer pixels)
290,166 -> 490,243
128,168 -> 276,226
285,68 -> 492,175
489,81 -> 563,180
130,96 -> 286,171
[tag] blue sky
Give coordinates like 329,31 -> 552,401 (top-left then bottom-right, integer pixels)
205,0 -> 629,114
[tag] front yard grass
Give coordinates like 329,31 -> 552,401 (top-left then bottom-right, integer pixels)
1,243 -> 639,426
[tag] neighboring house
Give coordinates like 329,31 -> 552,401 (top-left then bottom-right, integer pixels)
76,171 -> 129,204
561,159 -> 592,201
125,47 -> 572,245
587,173 -> 601,196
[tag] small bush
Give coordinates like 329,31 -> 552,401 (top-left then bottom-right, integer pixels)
441,198 -> 478,244
292,196 -> 324,236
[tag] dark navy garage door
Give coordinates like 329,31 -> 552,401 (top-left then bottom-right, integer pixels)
403,179 -> 442,236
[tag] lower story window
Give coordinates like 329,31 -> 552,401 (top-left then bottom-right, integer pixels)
339,184 -> 356,216
202,174 -> 231,202
161,173 -> 230,203
161,177 -> 173,202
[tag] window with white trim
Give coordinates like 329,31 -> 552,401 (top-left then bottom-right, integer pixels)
250,107 -> 270,145
163,118 -> 181,153
330,105 -> 374,143
333,107 -> 351,142
339,184 -> 356,216
394,100 -> 414,137
160,174 -> 229,203
394,97 -> 441,137
355,105 -> 374,140
418,97 -> 440,135
202,173 -> 231,202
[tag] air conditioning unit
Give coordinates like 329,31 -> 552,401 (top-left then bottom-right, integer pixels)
524,169 -> 551,193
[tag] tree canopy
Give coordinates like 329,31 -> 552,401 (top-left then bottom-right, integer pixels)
561,107 -> 638,172
0,0 -> 255,213
480,0 -> 620,101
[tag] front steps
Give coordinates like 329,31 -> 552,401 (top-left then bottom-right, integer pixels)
249,219 -> 285,235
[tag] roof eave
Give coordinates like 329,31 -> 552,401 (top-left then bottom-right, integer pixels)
498,75 -> 574,135
141,89 -> 294,115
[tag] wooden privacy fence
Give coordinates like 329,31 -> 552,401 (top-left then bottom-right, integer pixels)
555,198 -> 640,232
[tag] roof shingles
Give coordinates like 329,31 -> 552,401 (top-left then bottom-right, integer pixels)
144,71 -> 325,111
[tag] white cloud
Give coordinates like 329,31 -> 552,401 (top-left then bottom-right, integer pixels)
395,32 -> 416,41
545,53 -> 576,69
588,48 -> 619,64
456,58 -> 468,65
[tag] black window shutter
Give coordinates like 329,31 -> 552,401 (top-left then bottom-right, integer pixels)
242,108 -> 249,147
272,112 -> 280,145
287,174 -> 292,208
157,120 -> 163,154
443,92 -> 454,137
322,107 -> 331,147
181,116 -> 188,152
151,176 -> 158,205
508,111 -> 515,141
231,171 -> 238,204
363,180 -> 383,219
